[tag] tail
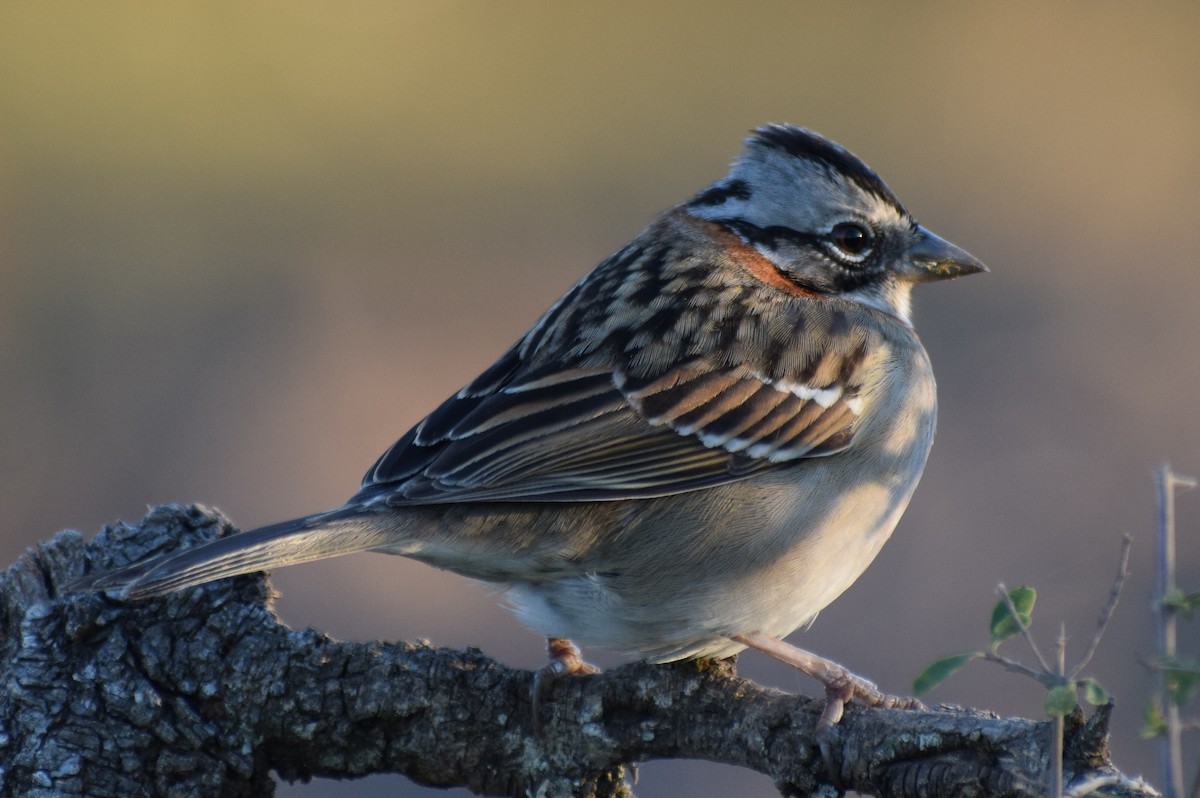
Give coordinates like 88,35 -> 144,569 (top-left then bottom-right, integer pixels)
68,508 -> 395,600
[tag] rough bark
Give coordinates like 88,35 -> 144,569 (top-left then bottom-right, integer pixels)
0,504 -> 1158,797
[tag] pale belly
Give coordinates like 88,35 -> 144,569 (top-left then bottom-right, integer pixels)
504,441 -> 926,661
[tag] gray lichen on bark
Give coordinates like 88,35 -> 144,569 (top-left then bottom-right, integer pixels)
0,505 -> 1159,797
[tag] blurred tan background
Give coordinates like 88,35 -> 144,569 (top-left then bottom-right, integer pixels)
2,3 -> 1199,796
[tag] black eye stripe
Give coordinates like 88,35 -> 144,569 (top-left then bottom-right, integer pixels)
714,217 -> 882,295
712,219 -> 819,251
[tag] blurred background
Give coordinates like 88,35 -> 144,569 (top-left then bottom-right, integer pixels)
2,3 -> 1198,796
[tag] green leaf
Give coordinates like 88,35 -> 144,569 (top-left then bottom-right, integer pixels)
1161,659 -> 1200,706
1141,704 -> 1167,738
990,586 -> 1037,647
1083,678 -> 1110,706
1045,682 -> 1078,717
1162,589 -> 1200,621
913,652 -> 981,695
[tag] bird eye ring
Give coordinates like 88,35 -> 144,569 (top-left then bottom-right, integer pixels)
827,222 -> 875,261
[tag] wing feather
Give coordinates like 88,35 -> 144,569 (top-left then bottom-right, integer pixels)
356,262 -> 880,505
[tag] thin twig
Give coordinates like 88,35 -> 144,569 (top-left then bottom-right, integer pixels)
1070,534 -> 1133,679
982,651 -> 1059,687
999,581 -> 1051,673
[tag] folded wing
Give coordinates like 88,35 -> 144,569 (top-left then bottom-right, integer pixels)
360,340 -> 868,505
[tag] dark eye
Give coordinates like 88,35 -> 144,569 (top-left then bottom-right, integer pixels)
828,222 -> 874,259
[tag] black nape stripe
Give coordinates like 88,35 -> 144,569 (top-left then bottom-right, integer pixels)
748,125 -> 903,210
688,179 -> 752,208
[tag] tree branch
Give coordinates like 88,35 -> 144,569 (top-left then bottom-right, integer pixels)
0,505 -> 1159,797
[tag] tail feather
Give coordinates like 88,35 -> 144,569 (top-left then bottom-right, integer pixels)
69,511 -> 393,600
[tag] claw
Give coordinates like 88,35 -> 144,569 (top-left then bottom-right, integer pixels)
531,638 -> 599,733
817,681 -> 850,735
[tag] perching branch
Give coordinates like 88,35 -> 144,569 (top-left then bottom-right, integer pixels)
0,505 -> 1160,798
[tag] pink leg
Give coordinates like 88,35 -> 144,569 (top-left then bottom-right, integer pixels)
730,632 -> 923,733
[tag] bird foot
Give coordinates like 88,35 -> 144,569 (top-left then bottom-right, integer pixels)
531,638 -> 599,733
729,632 -> 922,733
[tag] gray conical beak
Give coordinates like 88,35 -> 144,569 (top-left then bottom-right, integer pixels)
897,225 -> 988,282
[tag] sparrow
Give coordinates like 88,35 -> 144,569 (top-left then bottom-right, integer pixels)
71,124 -> 985,729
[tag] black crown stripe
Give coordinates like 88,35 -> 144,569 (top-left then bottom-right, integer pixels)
748,125 -> 903,211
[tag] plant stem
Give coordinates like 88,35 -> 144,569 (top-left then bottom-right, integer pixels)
1050,623 -> 1066,798
1156,465 -> 1196,798
1070,534 -> 1131,679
